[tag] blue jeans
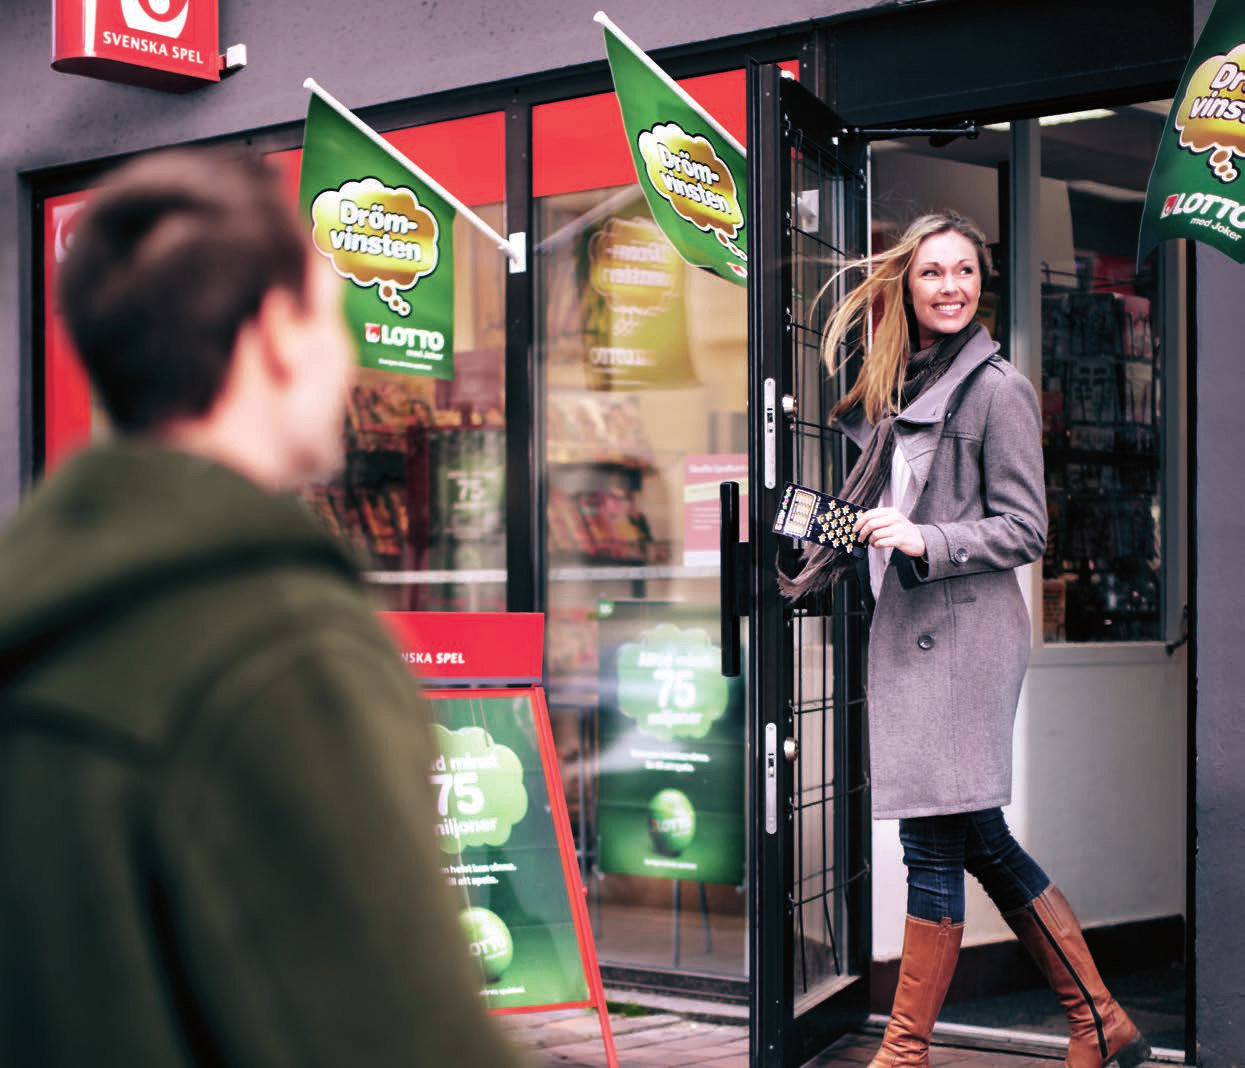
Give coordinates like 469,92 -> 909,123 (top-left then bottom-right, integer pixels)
897,808 -> 1051,924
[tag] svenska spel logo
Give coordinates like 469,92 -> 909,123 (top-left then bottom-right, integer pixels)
364,323 -> 382,343
1162,194 -> 1181,218
120,0 -> 190,39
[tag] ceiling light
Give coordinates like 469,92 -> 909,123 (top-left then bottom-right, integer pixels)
984,109 -> 1116,132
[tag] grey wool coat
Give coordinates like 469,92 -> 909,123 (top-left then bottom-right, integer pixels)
836,326 -> 1047,820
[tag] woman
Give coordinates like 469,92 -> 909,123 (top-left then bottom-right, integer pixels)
780,213 -> 1149,1068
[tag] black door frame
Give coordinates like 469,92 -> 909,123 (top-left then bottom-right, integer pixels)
746,62 -> 873,1068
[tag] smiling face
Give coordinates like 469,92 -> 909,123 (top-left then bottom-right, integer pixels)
905,229 -> 983,350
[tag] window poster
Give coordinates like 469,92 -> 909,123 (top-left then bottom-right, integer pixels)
425,690 -> 590,1010
596,602 -> 745,885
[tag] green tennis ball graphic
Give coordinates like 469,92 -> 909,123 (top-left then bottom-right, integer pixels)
460,906 -> 514,982
648,788 -> 696,856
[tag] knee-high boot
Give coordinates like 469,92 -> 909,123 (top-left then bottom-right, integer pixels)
869,915 -> 964,1068
1003,887 -> 1150,1068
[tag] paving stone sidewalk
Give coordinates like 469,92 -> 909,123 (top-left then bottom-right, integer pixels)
497,1007 -> 1118,1068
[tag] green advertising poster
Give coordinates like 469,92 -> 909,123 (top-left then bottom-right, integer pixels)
597,603 -> 746,885
1138,0 -> 1245,264
598,14 -> 747,287
299,91 -> 456,380
427,693 -> 590,1009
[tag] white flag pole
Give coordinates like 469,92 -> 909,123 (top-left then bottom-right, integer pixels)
302,78 -> 522,267
593,11 -> 746,158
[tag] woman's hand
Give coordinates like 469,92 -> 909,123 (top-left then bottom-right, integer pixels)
855,507 -> 926,559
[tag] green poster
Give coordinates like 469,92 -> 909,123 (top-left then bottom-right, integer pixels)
299,92 -> 456,379
597,603 -> 746,885
599,17 -> 747,286
1138,0 -> 1245,264
427,694 -> 589,1009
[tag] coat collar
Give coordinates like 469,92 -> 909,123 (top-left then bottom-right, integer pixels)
832,324 -> 1000,447
895,325 -> 1000,428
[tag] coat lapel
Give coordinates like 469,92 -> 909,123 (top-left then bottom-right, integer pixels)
894,327 -> 1000,513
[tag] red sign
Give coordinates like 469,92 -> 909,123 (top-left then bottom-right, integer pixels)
379,612 -> 545,686
52,0 -> 222,92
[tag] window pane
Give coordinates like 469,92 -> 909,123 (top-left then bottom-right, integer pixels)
294,114 -> 509,613
534,72 -> 758,982
1037,103 -> 1168,642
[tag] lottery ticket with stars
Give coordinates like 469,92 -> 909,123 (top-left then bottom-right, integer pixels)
771,481 -> 867,556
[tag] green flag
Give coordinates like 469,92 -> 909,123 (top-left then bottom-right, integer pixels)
1138,0 -> 1245,266
597,13 -> 747,287
299,91 -> 456,380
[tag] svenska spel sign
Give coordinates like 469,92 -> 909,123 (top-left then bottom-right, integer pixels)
52,0 -> 222,92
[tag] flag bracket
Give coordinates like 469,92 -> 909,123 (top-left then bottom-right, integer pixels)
507,232 -> 527,275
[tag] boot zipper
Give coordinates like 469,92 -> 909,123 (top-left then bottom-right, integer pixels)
1027,902 -> 1109,1060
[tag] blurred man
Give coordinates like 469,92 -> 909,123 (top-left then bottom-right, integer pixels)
0,148 -> 528,1067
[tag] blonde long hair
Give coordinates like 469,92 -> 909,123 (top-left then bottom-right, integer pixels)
822,212 -> 991,425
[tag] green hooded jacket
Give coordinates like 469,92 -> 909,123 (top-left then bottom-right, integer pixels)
0,442 -> 528,1067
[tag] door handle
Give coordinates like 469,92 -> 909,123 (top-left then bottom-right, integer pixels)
719,481 -> 751,677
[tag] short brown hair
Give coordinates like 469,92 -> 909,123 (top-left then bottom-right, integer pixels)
57,147 -> 309,432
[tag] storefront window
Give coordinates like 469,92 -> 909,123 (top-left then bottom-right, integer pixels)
1036,103 -> 1170,642
534,73 -> 757,982
870,101 -> 1176,644
287,114 -> 509,613
42,117 -> 508,617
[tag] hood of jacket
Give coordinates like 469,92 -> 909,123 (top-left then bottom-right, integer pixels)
0,441 -> 358,686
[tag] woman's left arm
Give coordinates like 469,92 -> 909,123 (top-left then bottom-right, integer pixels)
915,371 -> 1047,581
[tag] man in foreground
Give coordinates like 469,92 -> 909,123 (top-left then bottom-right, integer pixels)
0,148 -> 528,1067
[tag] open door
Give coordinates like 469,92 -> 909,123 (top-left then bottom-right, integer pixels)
739,63 -> 873,1067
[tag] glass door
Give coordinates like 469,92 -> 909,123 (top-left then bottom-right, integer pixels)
744,64 -> 872,1067
533,73 -> 756,993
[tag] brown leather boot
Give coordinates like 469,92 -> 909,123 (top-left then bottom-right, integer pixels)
869,915 -> 964,1067
1003,887 -> 1151,1068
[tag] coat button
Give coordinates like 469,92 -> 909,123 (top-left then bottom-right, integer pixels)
917,633 -> 935,650
953,547 -> 969,564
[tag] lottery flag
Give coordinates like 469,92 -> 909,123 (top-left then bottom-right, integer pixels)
596,12 -> 748,286
299,80 -> 520,379
1138,0 -> 1245,266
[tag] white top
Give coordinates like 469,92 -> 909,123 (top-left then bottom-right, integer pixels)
868,441 -> 913,602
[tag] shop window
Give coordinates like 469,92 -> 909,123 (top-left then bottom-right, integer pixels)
1036,103 -> 1171,643
870,101 -> 1178,645
533,69 -> 772,983
41,114 -> 507,614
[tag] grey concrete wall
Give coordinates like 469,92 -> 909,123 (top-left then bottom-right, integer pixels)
1195,243 -> 1245,1066
1192,0 -> 1244,1056
0,0 -> 885,518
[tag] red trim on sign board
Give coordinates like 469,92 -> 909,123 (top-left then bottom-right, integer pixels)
423,685 -> 618,1066
380,611 -> 544,684
51,0 -> 223,92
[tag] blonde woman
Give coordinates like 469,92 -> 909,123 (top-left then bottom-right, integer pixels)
781,212 -> 1148,1068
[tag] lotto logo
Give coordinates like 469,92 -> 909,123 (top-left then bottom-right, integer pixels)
365,323 -> 382,343
1161,194 -> 1180,218
120,0 -> 190,39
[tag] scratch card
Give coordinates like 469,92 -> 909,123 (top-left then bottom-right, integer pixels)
772,481 -> 867,556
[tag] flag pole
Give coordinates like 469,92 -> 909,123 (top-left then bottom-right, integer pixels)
593,11 -> 746,158
302,78 -> 522,267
